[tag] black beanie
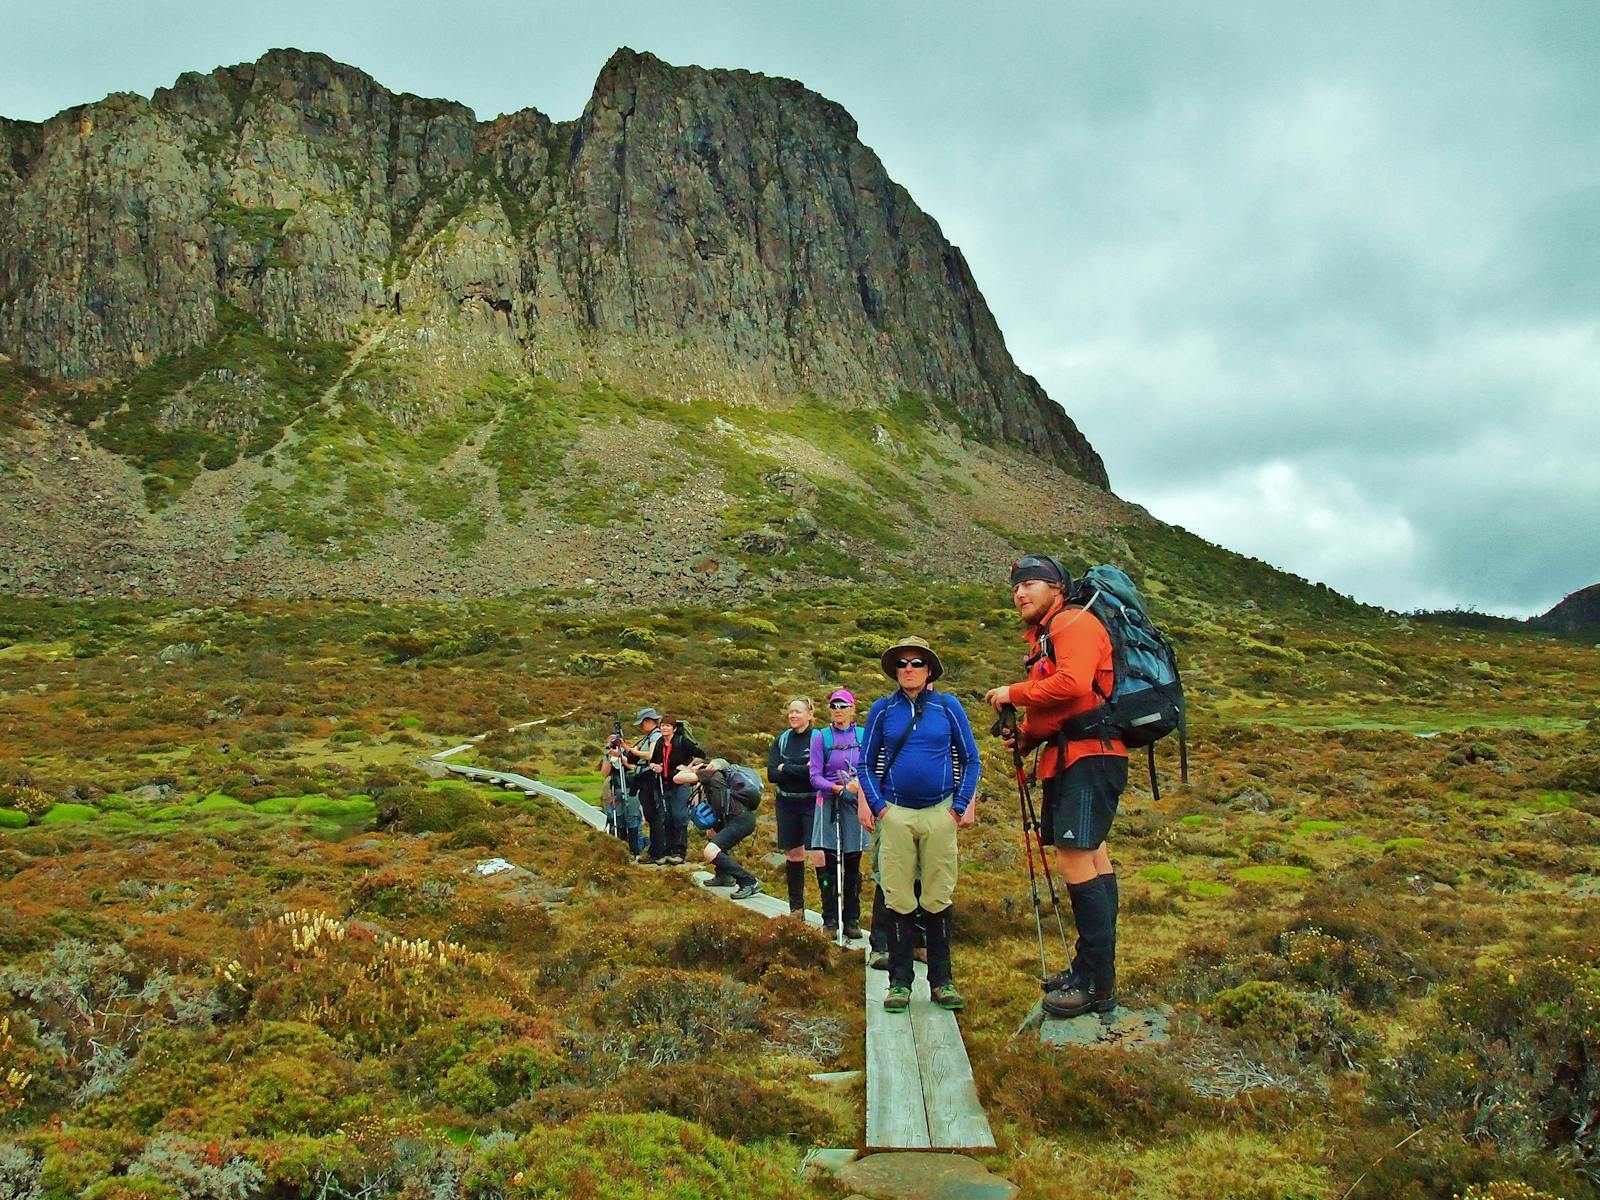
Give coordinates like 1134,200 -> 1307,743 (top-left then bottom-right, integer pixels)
1010,554 -> 1069,588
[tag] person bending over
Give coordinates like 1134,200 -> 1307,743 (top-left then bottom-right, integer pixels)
678,758 -> 764,901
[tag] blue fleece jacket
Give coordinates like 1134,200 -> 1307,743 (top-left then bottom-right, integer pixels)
857,687 -> 981,816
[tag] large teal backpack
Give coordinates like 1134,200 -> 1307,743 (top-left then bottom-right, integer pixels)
1050,564 -> 1189,799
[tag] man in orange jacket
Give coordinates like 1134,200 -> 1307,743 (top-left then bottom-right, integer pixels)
986,554 -> 1128,1018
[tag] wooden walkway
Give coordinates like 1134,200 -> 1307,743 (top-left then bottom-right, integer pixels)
865,957 -> 995,1150
429,754 -> 994,1150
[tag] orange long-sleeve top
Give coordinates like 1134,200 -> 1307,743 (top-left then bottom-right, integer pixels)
1011,598 -> 1127,779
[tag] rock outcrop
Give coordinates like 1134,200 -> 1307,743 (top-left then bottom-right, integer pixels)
1529,584 -> 1600,636
0,48 -> 1106,483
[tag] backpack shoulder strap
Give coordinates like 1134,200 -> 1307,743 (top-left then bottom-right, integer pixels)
875,692 -> 930,785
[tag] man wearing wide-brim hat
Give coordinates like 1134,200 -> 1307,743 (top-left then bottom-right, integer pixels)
857,635 -> 982,1013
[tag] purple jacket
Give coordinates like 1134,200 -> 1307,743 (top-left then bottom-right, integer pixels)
809,724 -> 865,799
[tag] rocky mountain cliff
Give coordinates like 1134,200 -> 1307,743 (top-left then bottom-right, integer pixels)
1529,584 -> 1600,636
0,47 -> 1104,483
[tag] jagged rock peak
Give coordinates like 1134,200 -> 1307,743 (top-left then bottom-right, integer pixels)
0,47 -> 1108,485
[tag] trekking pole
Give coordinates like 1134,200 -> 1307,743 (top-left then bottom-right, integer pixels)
992,706 -> 1049,981
1019,746 -> 1073,959
994,706 -> 1073,968
832,781 -> 846,946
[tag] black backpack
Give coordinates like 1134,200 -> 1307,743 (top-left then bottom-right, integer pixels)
1044,564 -> 1189,800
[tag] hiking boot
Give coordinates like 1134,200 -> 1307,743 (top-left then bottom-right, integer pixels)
1041,968 -> 1083,994
706,874 -> 737,889
931,983 -> 966,1010
788,908 -> 806,920
868,951 -> 889,971
844,924 -> 865,940
1041,982 -> 1117,1019
731,882 -> 762,901
883,985 -> 911,1013
661,854 -> 685,866
822,923 -> 839,938
635,853 -> 660,865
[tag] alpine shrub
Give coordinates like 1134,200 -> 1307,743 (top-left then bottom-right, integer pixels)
1211,981 -> 1375,1069
463,1113 -> 809,1200
124,1134 -> 266,1199
1375,956 -> 1600,1175
604,1063 -> 836,1144
857,607 -> 909,632
592,969 -> 763,1063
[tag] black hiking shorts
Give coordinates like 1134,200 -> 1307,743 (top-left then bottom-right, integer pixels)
1041,755 -> 1128,851
775,797 -> 813,851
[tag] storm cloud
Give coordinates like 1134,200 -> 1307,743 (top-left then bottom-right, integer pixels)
3,0 -> 1595,613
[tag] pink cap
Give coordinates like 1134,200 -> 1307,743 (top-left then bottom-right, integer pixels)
828,688 -> 856,705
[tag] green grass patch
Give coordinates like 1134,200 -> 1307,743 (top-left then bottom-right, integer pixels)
1383,837 -> 1429,851
0,808 -> 30,829
194,792 -> 248,813
254,795 -> 314,814
293,795 -> 376,819
1137,864 -> 1186,885
0,639 -> 76,662
40,802 -> 98,825
1296,819 -> 1343,834
1525,791 -> 1575,812
147,803 -> 195,821
1186,880 -> 1235,898
1234,864 -> 1314,885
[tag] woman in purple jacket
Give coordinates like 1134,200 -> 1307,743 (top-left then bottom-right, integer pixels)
809,687 -> 870,939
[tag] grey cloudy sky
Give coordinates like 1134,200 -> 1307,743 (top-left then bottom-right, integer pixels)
4,1 -> 1597,616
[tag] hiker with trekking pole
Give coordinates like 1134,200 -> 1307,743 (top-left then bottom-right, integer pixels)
807,688 -> 869,944
616,708 -> 664,863
984,554 -> 1185,1019
599,717 -> 644,857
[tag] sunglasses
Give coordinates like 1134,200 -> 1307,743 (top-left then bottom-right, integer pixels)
895,657 -> 929,669
828,699 -> 854,709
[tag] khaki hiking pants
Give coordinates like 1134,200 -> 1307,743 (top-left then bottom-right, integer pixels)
878,799 -> 957,915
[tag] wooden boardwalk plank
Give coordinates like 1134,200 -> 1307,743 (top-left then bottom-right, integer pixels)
911,978 -> 996,1149
866,959 -> 932,1150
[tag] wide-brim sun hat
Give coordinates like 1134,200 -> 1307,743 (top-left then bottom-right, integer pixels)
880,636 -> 944,682
633,707 -> 661,726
